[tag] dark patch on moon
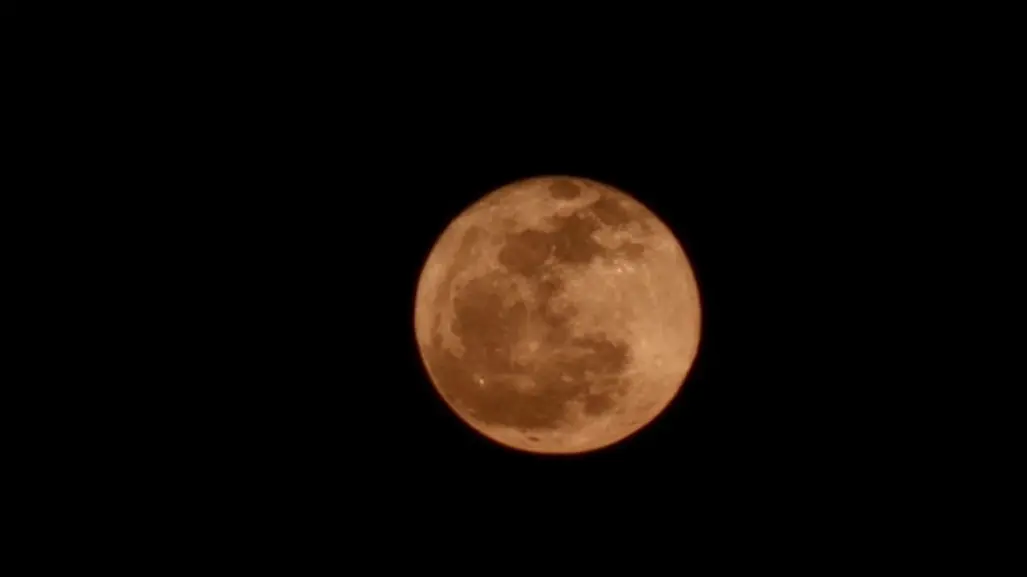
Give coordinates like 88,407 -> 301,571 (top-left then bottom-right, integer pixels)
548,178 -> 582,200
448,273 -> 529,372
496,199 -> 613,278
584,393 -> 617,415
551,212 -> 605,265
588,188 -> 658,237
497,229 -> 552,276
427,273 -> 633,432
589,195 -> 635,227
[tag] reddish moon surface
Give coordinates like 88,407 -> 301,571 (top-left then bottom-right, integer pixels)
414,176 -> 701,454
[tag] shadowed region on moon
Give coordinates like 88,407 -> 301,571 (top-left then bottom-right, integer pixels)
548,178 -> 582,200
415,176 -> 702,453
427,269 -> 631,431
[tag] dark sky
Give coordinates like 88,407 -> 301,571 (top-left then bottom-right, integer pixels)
60,12 -> 977,539
160,110 -> 916,516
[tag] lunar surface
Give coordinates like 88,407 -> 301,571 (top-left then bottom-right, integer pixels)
414,176 -> 701,454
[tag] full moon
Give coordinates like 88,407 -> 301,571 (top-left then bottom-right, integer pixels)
414,176 -> 701,454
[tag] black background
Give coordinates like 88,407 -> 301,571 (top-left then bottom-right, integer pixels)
31,7 -> 992,549
161,92 -> 906,515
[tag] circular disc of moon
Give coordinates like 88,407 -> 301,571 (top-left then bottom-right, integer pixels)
414,176 -> 701,454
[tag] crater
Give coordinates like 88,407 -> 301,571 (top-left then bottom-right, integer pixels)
549,178 -> 582,200
589,195 -> 634,227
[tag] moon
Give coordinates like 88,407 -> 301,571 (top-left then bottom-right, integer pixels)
414,176 -> 701,454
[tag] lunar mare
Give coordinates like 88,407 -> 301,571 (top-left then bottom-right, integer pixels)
414,176 -> 701,454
